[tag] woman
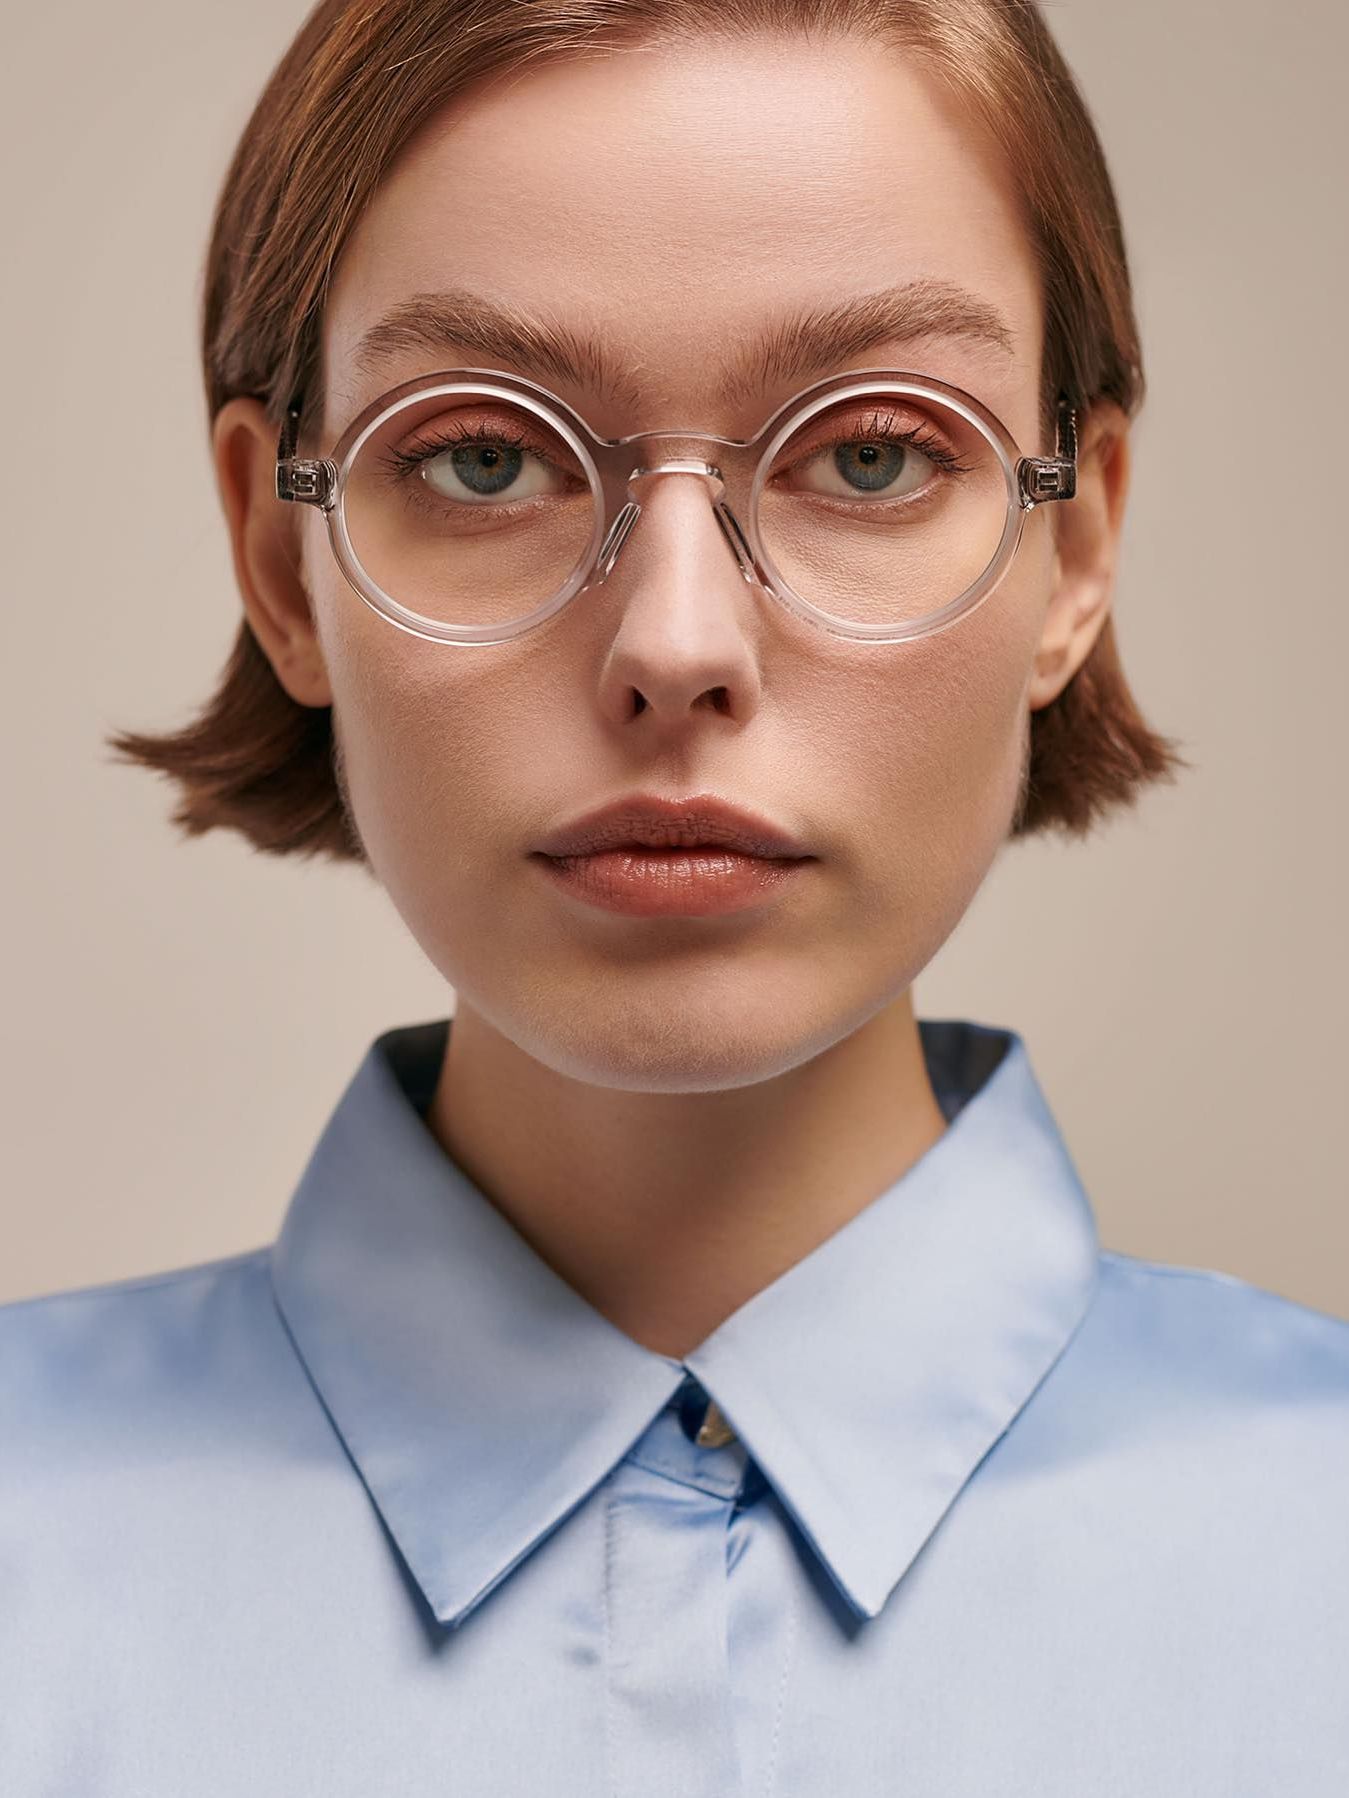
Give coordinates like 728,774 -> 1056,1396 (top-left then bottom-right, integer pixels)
3,0 -> 1345,1790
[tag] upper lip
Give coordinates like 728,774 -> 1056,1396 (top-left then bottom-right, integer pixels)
533,793 -> 814,859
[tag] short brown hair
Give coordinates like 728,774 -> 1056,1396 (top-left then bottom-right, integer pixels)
107,0 -> 1187,863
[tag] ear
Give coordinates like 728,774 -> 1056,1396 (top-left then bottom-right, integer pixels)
1026,398 -> 1132,711
211,396 -> 334,708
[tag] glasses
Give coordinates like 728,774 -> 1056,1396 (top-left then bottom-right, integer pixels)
275,365 -> 1078,647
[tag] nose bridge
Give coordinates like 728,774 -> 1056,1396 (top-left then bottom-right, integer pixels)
620,415 -> 737,477
627,457 -> 724,502
617,423 -> 744,452
616,419 -> 755,510
594,458 -> 757,590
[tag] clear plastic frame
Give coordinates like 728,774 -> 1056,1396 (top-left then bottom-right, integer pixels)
275,365 -> 1078,647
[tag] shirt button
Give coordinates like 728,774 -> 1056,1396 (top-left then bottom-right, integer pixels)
695,1397 -> 737,1448
676,1374 -> 738,1447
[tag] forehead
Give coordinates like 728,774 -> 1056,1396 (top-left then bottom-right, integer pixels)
322,31 -> 1042,434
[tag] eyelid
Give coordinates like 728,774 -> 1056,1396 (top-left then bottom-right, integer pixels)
401,403 -> 554,448
786,398 -> 950,447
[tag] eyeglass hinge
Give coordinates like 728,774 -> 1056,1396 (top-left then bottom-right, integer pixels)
1019,458 -> 1077,505
1018,396 -> 1079,507
276,458 -> 336,509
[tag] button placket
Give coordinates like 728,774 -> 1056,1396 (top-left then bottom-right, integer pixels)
602,1457 -> 744,1798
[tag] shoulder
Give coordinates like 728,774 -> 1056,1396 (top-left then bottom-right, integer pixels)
1091,1247 -> 1349,1389
1044,1248 -> 1349,1488
0,1247 -> 279,1363
984,1250 -> 1349,1650
0,1250 -> 310,1483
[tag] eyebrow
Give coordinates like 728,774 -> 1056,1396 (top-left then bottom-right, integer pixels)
350,279 -> 1018,413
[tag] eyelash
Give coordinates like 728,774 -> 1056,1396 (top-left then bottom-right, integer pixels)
814,407 -> 975,479
377,408 -> 975,501
380,420 -> 555,488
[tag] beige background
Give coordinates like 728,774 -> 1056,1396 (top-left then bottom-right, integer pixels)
1,1 -> 1345,1317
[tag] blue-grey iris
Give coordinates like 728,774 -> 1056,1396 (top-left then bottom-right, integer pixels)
835,440 -> 906,493
449,442 -> 523,496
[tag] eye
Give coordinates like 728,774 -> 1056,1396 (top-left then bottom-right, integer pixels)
374,403 -> 586,512
417,435 -> 566,505
795,434 -> 940,501
779,407 -> 969,505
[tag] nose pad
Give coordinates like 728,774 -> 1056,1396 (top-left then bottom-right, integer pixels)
711,499 -> 758,585
594,500 -> 642,583
591,466 -> 759,588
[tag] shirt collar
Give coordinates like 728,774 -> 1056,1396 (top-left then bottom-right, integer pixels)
270,1015 -> 1100,1630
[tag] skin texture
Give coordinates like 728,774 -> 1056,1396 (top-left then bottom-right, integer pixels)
213,31 -> 1130,1359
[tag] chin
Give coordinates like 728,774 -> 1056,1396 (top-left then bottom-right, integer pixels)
500,981 -> 869,1095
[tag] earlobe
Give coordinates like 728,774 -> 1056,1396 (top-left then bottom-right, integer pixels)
211,396 -> 334,709
1026,402 -> 1131,712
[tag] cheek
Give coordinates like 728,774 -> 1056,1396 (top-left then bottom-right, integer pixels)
313,576 -> 523,896
824,575 -> 1040,927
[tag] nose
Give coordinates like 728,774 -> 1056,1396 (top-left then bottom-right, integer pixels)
587,462 -> 766,723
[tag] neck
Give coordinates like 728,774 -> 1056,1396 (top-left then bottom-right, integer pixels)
424,991 -> 948,1361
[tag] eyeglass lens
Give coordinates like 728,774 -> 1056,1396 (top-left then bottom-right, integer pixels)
338,382 -> 1011,633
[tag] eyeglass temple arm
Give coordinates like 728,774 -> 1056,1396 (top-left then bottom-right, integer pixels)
1018,396 -> 1078,507
274,388 -> 1081,513
275,397 -> 337,509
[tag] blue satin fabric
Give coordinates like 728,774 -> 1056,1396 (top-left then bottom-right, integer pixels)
2,1015 -> 1347,1794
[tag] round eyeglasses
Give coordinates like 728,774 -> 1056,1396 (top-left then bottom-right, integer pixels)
275,365 -> 1078,647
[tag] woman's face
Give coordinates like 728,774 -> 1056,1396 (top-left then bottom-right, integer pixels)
294,32 -> 1091,1091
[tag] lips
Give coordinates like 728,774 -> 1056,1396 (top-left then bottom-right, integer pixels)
532,792 -> 813,861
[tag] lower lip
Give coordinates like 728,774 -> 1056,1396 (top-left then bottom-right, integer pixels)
531,847 -> 813,917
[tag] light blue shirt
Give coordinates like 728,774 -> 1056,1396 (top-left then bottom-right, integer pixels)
3,1016 -> 1348,1794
